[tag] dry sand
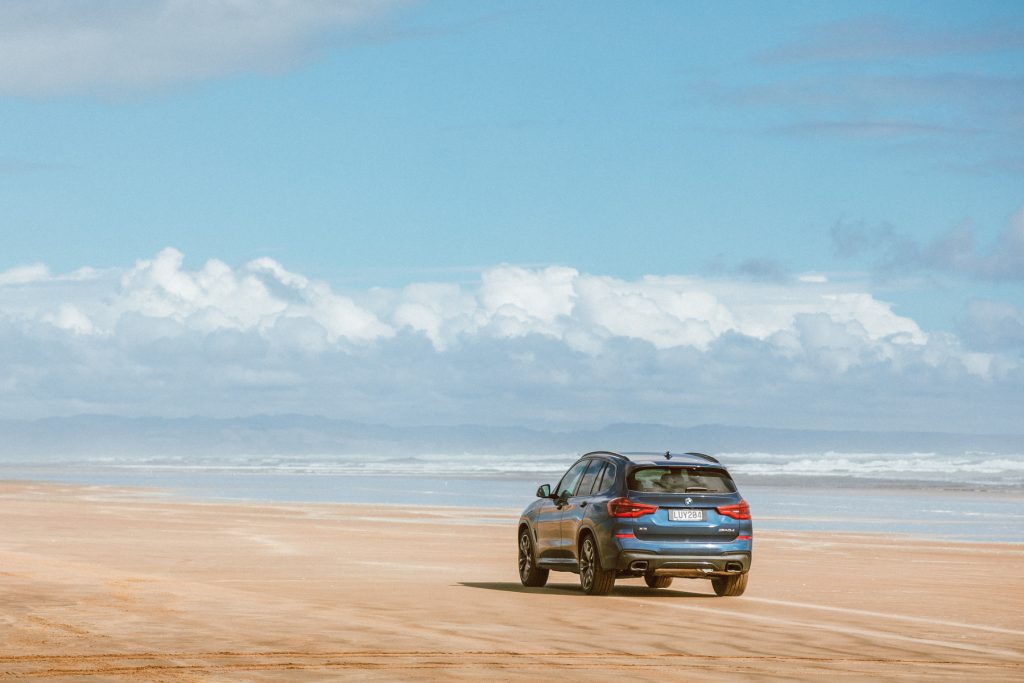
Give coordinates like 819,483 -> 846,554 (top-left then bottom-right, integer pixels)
0,480 -> 1022,681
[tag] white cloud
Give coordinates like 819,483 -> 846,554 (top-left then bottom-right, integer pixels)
116,247 -> 393,343
0,0 -> 403,96
573,275 -> 735,351
480,265 -> 578,323
0,247 -> 392,345
390,282 -> 478,350
0,248 -> 1019,430
44,303 -> 94,335
0,263 -> 50,285
381,268 -> 928,357
0,249 -> 952,360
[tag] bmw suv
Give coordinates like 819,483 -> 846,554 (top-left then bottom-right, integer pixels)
517,451 -> 751,596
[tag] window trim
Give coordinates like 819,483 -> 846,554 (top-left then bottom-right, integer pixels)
590,461 -> 616,495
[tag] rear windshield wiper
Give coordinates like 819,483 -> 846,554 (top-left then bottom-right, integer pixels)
684,486 -> 711,492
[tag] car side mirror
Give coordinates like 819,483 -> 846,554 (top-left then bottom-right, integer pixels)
536,484 -> 551,498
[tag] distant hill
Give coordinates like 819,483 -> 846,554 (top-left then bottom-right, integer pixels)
0,415 -> 1020,461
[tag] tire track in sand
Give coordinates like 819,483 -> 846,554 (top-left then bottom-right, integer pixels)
1,650 -> 1021,679
611,596 -> 1024,659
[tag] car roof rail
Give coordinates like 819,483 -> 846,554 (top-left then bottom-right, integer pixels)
582,450 -> 631,461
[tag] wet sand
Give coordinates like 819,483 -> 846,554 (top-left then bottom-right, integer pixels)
0,480 -> 1022,681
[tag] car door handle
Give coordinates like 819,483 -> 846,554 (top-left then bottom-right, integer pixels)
579,501 -> 588,508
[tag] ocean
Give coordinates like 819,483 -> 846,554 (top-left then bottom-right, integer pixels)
2,450 -> 1022,543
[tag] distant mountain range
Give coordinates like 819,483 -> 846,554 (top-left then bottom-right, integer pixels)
0,415 -> 1020,460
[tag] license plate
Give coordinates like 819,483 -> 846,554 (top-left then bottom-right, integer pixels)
668,508 -> 705,521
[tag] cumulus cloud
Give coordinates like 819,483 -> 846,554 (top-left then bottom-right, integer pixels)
0,0 -> 403,96
0,248 -> 1020,430
0,247 -> 967,359
832,208 -> 1024,282
117,247 -> 393,344
371,268 -> 929,356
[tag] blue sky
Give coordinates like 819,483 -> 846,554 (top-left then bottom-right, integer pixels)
1,1 -> 1022,433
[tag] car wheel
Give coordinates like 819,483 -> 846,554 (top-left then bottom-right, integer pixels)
711,572 -> 748,597
579,535 -> 615,595
518,528 -> 549,587
644,575 -> 673,589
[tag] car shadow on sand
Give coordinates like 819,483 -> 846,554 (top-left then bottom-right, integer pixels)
457,582 -> 716,598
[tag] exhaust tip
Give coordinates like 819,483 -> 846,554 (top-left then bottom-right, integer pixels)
725,562 -> 743,572
629,560 -> 649,572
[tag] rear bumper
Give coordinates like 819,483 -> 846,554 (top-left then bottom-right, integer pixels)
616,550 -> 751,576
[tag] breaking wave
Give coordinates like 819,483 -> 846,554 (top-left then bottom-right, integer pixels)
67,449 -> 1024,487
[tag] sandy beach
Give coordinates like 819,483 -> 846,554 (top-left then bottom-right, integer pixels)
1,480 -> 1022,681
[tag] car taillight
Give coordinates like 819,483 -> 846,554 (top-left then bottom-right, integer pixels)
716,500 -> 751,520
608,498 -> 658,518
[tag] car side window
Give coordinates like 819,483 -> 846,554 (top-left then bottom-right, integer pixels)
586,462 -> 607,495
591,461 -> 615,495
575,459 -> 604,497
556,460 -> 591,498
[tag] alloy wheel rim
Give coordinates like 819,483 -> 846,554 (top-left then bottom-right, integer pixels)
519,533 -> 531,579
581,539 -> 594,590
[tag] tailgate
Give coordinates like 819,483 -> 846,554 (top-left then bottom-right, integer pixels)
629,493 -> 740,542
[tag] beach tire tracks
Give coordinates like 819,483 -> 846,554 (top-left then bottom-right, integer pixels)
1,651 -> 1021,679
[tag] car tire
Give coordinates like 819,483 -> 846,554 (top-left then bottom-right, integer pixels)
579,535 -> 615,595
518,528 -> 549,587
644,575 -> 673,589
711,572 -> 748,597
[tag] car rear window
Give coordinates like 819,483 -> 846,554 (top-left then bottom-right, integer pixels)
628,467 -> 736,494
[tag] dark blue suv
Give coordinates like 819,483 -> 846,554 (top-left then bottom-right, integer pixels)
517,451 -> 752,596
